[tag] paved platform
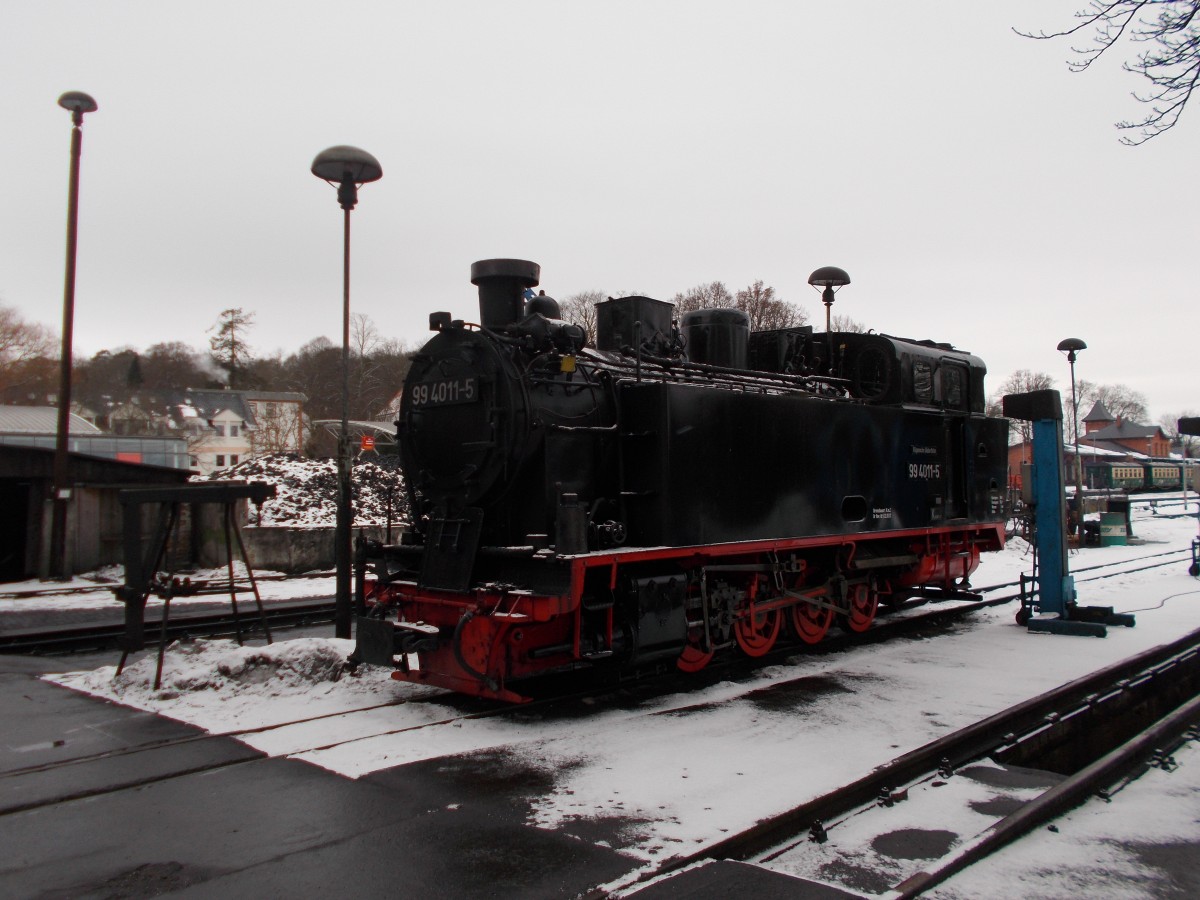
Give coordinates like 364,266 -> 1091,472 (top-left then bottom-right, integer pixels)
0,655 -> 639,899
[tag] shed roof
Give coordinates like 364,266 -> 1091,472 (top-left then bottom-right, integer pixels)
1087,420 -> 1163,441
0,406 -> 102,435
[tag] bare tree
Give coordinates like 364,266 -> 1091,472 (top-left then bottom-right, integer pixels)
247,399 -> 308,456
987,369 -> 1058,445
350,312 -> 380,360
1074,379 -> 1150,424
349,312 -> 384,419
830,313 -> 867,333
559,290 -> 604,343
0,304 -> 56,398
672,281 -> 735,315
671,281 -> 805,332
1018,1 -> 1200,144
1161,410 -> 1200,456
735,281 -> 807,331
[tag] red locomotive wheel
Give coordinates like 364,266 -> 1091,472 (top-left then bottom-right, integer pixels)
677,643 -> 714,672
734,606 -> 782,657
841,583 -> 878,633
790,599 -> 833,645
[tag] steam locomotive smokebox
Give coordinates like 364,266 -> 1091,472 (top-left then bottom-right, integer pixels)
471,258 -> 540,330
682,308 -> 749,368
596,295 -> 674,353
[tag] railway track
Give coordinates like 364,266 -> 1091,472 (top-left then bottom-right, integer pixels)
2,543 -> 1190,663
0,585 -> 1022,818
0,598 -> 337,655
608,625 -> 1200,898
0,570 -> 334,602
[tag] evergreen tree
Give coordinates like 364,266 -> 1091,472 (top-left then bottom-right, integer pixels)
209,308 -> 255,388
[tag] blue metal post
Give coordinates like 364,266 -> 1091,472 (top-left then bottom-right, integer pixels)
1004,389 -> 1132,636
1030,416 -> 1075,616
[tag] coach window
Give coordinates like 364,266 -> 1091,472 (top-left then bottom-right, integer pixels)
913,360 -> 934,403
942,365 -> 966,410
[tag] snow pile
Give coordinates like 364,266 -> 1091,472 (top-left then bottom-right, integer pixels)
51,637 -> 405,729
199,453 -> 409,528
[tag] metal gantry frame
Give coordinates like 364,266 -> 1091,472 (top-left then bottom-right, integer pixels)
114,481 -> 277,687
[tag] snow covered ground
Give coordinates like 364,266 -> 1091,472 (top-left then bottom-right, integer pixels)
34,495 -> 1200,897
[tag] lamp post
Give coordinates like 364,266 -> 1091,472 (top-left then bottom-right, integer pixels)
807,266 -> 851,372
49,91 -> 98,581
1057,337 -> 1087,524
311,146 -> 382,639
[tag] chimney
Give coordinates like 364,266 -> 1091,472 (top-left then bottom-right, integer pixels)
471,259 -> 540,330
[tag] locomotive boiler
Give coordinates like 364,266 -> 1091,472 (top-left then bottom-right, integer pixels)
354,259 -> 1008,701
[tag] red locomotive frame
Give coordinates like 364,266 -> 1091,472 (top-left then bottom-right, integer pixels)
365,522 -> 1003,703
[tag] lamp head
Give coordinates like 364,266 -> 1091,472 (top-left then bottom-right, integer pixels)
57,91 -> 97,125
808,265 -> 850,308
1057,337 -> 1087,364
311,146 -> 383,210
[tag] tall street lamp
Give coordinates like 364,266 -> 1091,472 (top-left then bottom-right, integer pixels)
49,91 -> 98,580
311,146 -> 382,639
807,266 -> 850,371
1057,337 -> 1087,524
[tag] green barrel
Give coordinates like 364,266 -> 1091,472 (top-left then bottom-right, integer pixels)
1099,512 -> 1127,546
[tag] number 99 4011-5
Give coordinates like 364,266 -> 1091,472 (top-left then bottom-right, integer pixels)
411,377 -> 477,408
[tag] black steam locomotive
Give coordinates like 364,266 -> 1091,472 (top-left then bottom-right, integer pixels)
355,259 -> 1008,701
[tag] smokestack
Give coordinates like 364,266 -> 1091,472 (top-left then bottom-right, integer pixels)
471,258 -> 540,330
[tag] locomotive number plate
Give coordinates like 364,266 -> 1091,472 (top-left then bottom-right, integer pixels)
411,376 -> 478,408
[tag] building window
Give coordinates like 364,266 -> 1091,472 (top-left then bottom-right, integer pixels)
216,455 -> 226,467
230,454 -> 239,465
230,424 -> 239,438
213,424 -> 225,436
266,402 -> 278,417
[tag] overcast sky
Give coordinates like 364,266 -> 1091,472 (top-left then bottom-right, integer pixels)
2,2 -> 1196,422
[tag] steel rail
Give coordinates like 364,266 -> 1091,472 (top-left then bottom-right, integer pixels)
0,599 -> 336,655
0,570 -> 336,601
888,693 -> 1200,899
603,624 -> 1200,896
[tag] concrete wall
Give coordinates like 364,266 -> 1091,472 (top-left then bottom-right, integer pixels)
196,507 -> 400,573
